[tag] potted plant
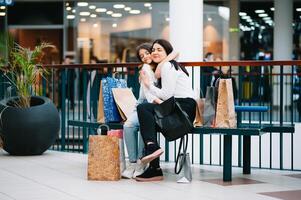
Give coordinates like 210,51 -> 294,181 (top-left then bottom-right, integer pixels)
0,35 -> 60,155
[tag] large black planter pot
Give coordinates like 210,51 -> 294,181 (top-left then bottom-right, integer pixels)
0,96 -> 60,155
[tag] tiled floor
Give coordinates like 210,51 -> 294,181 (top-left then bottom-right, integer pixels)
0,150 -> 301,200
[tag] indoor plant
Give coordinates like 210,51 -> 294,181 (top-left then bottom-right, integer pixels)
0,35 -> 60,155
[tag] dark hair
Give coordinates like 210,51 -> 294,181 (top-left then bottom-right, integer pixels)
136,43 -> 152,62
152,39 -> 189,76
205,52 -> 213,58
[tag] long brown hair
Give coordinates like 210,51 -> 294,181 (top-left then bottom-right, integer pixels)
136,43 -> 156,71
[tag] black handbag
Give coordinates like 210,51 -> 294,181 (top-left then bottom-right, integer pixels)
154,97 -> 193,141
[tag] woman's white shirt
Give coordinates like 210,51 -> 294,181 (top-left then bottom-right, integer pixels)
137,64 -> 158,104
149,62 -> 194,101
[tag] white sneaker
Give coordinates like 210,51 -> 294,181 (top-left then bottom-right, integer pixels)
133,159 -> 147,178
122,163 -> 136,179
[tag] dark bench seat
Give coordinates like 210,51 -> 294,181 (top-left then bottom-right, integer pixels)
68,119 -> 294,182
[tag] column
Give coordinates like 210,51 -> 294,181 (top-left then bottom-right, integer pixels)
229,0 -> 240,60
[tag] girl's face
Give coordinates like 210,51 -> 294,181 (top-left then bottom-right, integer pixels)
139,49 -> 152,64
151,43 -> 167,63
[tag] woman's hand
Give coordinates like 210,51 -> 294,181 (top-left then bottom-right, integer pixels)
140,70 -> 150,88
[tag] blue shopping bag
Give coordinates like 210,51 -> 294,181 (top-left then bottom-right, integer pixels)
102,77 -> 127,122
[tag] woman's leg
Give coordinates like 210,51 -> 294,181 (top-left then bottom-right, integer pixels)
124,112 -> 140,163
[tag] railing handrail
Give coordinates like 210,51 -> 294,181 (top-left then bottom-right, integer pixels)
43,60 -> 301,69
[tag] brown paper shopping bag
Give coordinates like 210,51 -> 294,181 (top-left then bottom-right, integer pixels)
97,81 -> 105,123
215,79 -> 237,128
194,98 -> 205,127
87,135 -> 120,181
112,88 -> 137,121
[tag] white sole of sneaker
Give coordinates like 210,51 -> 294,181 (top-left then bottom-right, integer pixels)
141,148 -> 164,165
135,176 -> 164,182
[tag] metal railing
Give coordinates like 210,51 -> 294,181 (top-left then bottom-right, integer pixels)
1,60 -> 300,170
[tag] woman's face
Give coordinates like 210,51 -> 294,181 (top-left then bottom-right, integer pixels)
139,49 -> 152,64
151,43 -> 167,63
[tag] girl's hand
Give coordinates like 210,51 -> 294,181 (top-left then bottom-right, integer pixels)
140,70 -> 150,88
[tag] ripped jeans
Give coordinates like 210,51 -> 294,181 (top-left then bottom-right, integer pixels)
123,110 -> 145,163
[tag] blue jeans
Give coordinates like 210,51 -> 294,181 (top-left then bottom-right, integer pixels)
124,110 -> 145,163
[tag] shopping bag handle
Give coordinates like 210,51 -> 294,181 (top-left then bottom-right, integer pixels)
97,124 -> 110,135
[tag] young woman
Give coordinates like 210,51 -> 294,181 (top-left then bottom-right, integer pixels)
122,43 -> 178,179
136,39 -> 196,182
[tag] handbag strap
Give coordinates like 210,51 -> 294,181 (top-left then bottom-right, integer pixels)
174,134 -> 188,174
96,124 -> 110,135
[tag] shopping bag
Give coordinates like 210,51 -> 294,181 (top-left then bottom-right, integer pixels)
87,133 -> 120,181
102,77 -> 127,122
106,129 -> 126,174
194,98 -> 205,127
215,78 -> 237,128
112,88 -> 137,121
203,86 -> 217,127
97,81 -> 105,123
176,153 -> 192,183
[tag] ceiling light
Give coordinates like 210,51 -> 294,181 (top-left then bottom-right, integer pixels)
255,10 -> 265,14
165,17 -> 170,21
246,19 -> 252,22
66,3 -> 69,6
96,8 -> 107,13
112,23 -> 117,28
144,3 -> 152,7
79,12 -> 90,16
208,17 -> 212,21
239,12 -> 247,16
261,26 -> 265,29
89,5 -> 96,9
0,12 -> 5,16
66,7 -> 71,11
77,2 -> 88,7
263,17 -> 271,20
112,13 -> 122,17
124,7 -> 131,11
67,15 -> 75,19
259,13 -> 268,17
241,16 -> 250,19
106,11 -> 113,15
0,6 -> 6,9
80,18 -> 86,22
149,7 -> 152,10
90,14 -> 97,18
129,10 -> 141,14
270,7 -> 274,11
297,8 -> 301,12
72,9 -> 76,13
93,23 -> 98,28
113,4 -> 125,9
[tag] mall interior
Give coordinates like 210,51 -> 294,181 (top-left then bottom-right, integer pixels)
0,0 -> 301,200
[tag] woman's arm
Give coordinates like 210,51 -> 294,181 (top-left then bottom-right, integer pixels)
155,51 -> 179,79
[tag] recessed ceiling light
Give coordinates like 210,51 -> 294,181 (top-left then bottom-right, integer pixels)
67,15 -> 75,19
77,2 -> 88,7
65,3 -> 69,6
112,13 -> 122,17
165,17 -> 170,21
66,7 -> 71,11
90,14 -> 97,18
124,7 -> 131,11
241,16 -> 250,19
112,23 -> 117,28
72,9 -> 76,13
263,17 -> 271,20
0,6 -> 6,9
0,12 -> 6,16
96,8 -> 107,13
208,17 -> 212,21
239,12 -> 247,16
80,18 -> 86,22
270,7 -> 274,11
93,23 -> 98,28
106,11 -> 113,15
89,5 -> 96,9
79,11 -> 90,16
259,13 -> 268,17
129,10 -> 140,14
297,8 -> 301,12
255,10 -> 265,14
144,3 -> 152,7
113,4 -> 125,9
246,19 -> 252,22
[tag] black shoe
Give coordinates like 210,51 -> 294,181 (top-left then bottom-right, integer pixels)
135,166 -> 163,182
141,144 -> 164,165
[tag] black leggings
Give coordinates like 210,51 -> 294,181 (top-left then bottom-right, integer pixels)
137,98 -> 196,145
